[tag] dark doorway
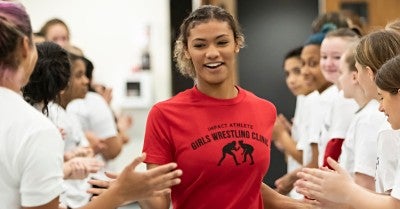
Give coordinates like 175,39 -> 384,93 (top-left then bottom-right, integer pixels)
237,0 -> 318,187
170,0 -> 193,95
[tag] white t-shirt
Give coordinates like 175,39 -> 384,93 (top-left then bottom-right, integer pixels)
0,87 -> 64,208
288,95 -> 304,172
67,92 -> 118,178
296,91 -> 319,166
47,103 -> 92,208
375,122 -> 399,194
390,130 -> 400,200
339,100 -> 384,177
48,102 -> 89,150
318,88 -> 358,166
297,86 -> 337,166
67,92 -> 117,139
308,85 -> 337,146
287,95 -> 304,199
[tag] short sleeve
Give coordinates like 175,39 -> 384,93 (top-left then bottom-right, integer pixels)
19,128 -> 64,206
353,120 -> 378,177
142,106 -> 174,164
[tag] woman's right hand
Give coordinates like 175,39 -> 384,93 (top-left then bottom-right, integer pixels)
96,153 -> 182,204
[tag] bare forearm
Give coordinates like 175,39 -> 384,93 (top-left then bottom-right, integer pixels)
139,163 -> 172,209
345,184 -> 400,209
102,136 -> 122,160
354,172 -> 375,191
304,143 -> 318,168
138,196 -> 170,209
79,188 -> 124,209
63,163 -> 72,179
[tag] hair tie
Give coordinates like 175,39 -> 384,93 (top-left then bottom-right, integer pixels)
304,22 -> 337,46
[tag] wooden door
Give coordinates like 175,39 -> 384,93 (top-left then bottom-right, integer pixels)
322,0 -> 400,32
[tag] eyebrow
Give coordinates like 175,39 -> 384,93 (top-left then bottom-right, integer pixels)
192,34 -> 229,41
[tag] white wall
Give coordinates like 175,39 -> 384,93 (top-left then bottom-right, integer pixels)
21,0 -> 172,111
20,0 -> 172,171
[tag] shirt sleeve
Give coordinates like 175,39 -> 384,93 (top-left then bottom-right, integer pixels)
142,106 -> 174,165
328,98 -> 357,139
390,158 -> 400,200
353,120 -> 378,177
19,128 -> 64,207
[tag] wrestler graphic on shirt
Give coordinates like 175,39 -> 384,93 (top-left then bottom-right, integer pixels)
217,141 -> 240,166
239,140 -> 254,165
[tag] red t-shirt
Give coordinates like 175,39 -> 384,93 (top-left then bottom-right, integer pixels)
143,86 -> 276,209
323,138 -> 344,169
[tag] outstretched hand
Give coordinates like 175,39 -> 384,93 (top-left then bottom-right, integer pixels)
87,172 -> 117,200
295,157 -> 353,204
93,153 -> 182,204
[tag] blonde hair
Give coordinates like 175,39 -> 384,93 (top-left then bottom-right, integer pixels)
355,30 -> 400,74
385,18 -> 400,34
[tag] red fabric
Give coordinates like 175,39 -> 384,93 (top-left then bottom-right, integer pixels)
143,86 -> 276,209
323,138 -> 344,169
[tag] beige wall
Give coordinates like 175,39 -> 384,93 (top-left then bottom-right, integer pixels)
322,0 -> 400,32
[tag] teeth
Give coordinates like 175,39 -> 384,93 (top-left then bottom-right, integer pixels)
205,63 -> 221,67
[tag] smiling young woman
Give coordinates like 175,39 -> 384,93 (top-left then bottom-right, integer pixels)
376,55 -> 400,130
139,4 -> 313,209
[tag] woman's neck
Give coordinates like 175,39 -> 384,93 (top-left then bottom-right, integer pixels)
0,68 -> 24,93
354,94 -> 370,110
56,96 -> 70,109
196,81 -> 238,99
318,82 -> 333,93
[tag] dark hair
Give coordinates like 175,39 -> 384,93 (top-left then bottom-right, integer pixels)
375,55 -> 400,95
284,46 -> 303,60
283,46 -> 303,67
311,12 -> 349,33
174,5 -> 245,78
0,1 -> 33,70
68,52 -> 86,72
23,42 -> 71,115
83,56 -> 95,91
39,18 -> 70,39
83,57 -> 94,81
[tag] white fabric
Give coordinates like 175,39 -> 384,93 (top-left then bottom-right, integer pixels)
47,103 -> 91,208
390,130 -> 400,200
307,85 -> 337,146
0,87 -> 64,208
318,88 -> 358,166
67,92 -> 118,179
67,92 -> 117,139
287,95 -> 304,172
287,95 -> 304,199
297,86 -> 337,166
375,122 -> 399,194
296,91 -> 319,166
48,102 -> 89,150
339,100 -> 384,177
